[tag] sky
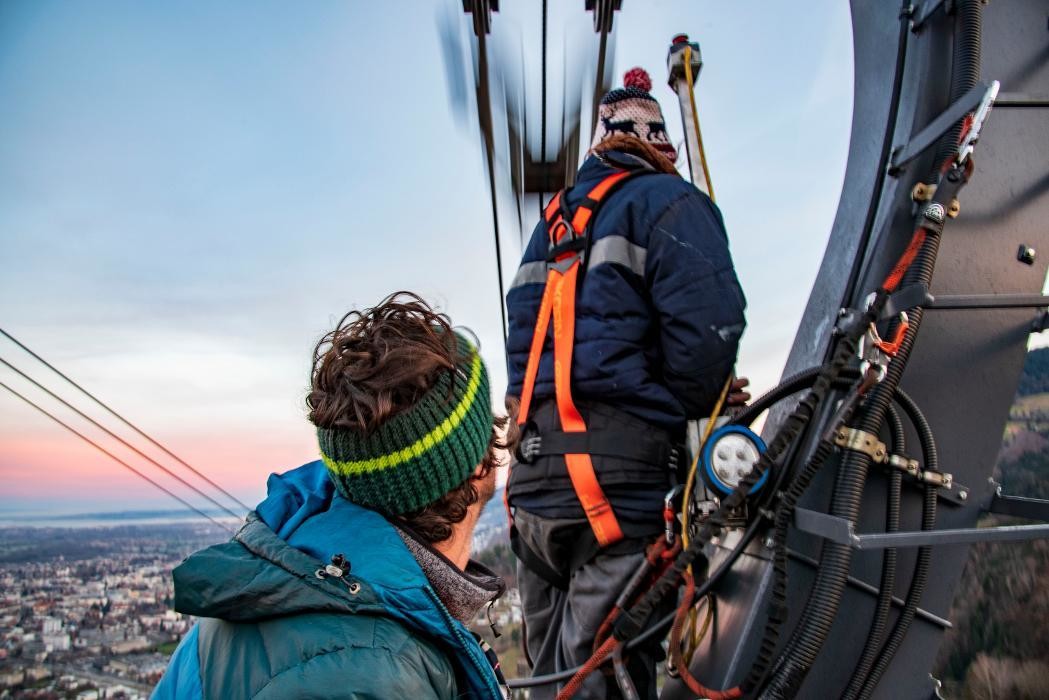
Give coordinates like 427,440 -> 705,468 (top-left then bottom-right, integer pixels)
0,1 -> 855,514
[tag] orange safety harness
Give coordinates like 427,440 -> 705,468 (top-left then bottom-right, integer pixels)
515,168 -> 647,548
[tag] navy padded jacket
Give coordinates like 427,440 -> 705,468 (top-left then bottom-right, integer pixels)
505,151 -> 747,433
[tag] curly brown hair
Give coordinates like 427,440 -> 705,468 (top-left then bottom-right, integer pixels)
307,292 -> 506,544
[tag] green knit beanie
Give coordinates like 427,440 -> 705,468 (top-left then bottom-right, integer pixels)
317,332 -> 493,515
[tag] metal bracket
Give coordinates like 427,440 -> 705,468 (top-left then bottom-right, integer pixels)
881,284 -> 933,320
987,491 -> 1049,522
794,507 -> 1049,549
995,93 -> 1049,108
937,479 -> 971,507
834,427 -> 887,462
889,82 -> 989,174
925,294 -> 1049,310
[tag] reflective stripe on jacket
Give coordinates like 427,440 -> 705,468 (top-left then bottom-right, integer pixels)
506,150 -> 747,433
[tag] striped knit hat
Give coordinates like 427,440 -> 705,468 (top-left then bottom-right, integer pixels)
590,67 -> 677,162
318,332 -> 493,515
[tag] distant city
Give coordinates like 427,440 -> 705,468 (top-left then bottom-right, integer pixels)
0,493 -> 515,699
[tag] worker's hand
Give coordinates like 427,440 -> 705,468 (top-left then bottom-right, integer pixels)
726,376 -> 751,407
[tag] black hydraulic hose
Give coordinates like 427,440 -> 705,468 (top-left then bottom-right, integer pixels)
741,348 -> 866,695
760,2 -> 981,692
762,213 -> 936,700
859,488 -> 936,699
854,3 -> 980,694
842,406 -> 904,700
930,0 -> 983,175
508,359 -> 857,692
615,338 -> 860,655
857,386 -> 940,699
732,367 -> 821,427
505,367 -> 930,692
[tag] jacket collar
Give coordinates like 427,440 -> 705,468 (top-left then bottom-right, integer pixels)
175,461 -> 505,699
396,524 -> 505,625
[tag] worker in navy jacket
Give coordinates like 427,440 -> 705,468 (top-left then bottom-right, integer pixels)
504,68 -> 747,699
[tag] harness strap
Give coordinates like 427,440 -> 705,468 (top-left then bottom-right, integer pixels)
517,429 -> 682,470
515,169 -> 647,548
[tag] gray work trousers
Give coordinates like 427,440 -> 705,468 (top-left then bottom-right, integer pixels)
515,509 -> 667,700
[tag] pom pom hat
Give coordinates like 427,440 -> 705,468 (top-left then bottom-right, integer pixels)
318,332 -> 494,515
590,67 -> 677,162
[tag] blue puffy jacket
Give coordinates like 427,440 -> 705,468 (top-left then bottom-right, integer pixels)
505,150 -> 747,433
153,461 -> 505,699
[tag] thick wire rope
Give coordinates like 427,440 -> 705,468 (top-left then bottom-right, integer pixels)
473,31 -> 509,347
539,0 -> 548,217
0,327 -> 250,512
0,355 -> 243,520
1,381 -> 234,534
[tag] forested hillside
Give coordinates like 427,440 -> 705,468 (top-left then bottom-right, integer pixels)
934,347 -> 1049,699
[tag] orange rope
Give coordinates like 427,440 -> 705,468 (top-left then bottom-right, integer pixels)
669,572 -> 742,700
556,636 -> 619,700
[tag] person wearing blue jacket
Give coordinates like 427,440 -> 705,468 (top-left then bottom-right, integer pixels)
154,294 -> 509,699
505,69 -> 748,698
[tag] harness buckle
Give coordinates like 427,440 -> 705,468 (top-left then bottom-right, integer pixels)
545,217 -> 586,269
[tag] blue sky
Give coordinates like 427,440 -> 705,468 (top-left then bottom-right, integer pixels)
0,1 -> 854,512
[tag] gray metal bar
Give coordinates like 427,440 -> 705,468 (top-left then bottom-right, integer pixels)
889,83 -> 988,173
794,507 -> 859,546
787,549 -> 952,629
925,293 -> 1049,309
987,493 -> 1049,521
854,523 -> 1049,549
995,93 -> 1049,108
794,507 -> 1049,549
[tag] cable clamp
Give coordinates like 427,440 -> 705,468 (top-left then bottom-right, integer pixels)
884,453 -> 954,489
918,469 -> 953,488
834,427 -> 887,462
886,453 -> 920,475
911,182 -> 960,218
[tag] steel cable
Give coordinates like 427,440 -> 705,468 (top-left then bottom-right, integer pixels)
1,381 -> 234,535
0,327 -> 250,512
